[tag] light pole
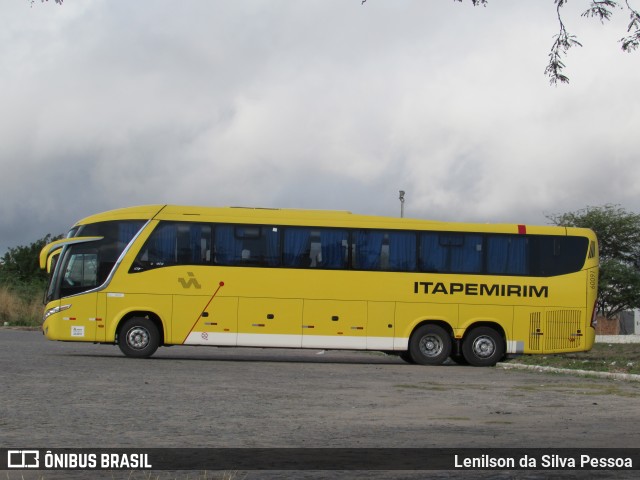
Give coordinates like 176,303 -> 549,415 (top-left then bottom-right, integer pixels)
399,190 -> 405,218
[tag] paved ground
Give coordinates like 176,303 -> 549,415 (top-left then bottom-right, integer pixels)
2,329 -> 640,479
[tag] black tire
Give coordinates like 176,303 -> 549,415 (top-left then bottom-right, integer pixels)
117,317 -> 160,358
408,324 -> 452,365
462,326 -> 505,367
399,351 -> 416,364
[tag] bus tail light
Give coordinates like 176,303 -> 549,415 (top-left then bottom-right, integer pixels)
590,301 -> 598,328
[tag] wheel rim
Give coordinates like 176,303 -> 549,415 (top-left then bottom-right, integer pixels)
471,335 -> 496,359
419,334 -> 444,358
126,326 -> 150,350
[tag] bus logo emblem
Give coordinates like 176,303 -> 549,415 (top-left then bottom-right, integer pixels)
178,272 -> 202,289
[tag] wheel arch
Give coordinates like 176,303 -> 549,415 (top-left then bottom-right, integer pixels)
115,311 -> 166,346
409,319 -> 455,341
460,320 -> 506,343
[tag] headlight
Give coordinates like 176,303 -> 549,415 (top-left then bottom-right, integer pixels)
43,304 -> 71,322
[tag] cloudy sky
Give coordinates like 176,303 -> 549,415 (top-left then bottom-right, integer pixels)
1,0 -> 639,255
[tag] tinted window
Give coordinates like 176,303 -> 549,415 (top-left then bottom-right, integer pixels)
530,236 -> 589,277
353,230 -> 416,272
129,221 -> 589,277
132,222 -> 212,271
487,235 -> 529,275
419,232 -> 482,273
214,225 -> 280,267
51,220 -> 145,300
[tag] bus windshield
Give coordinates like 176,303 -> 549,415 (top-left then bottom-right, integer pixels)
45,220 -> 145,302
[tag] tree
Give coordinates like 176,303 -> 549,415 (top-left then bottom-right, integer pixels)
0,234 -> 62,285
362,0 -> 640,85
547,204 -> 640,319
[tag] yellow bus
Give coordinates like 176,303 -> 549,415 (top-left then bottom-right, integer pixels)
39,205 -> 599,366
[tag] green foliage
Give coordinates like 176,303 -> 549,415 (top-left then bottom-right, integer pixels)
598,258 -> 640,318
0,234 -> 62,285
548,204 -> 640,318
0,234 -> 63,326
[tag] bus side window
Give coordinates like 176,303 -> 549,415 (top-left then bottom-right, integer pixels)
283,228 -> 312,268
387,231 -> 417,272
530,236 -> 589,276
132,222 -> 212,271
317,229 -> 349,269
213,225 -> 280,267
419,232 -> 482,273
419,233 -> 446,272
486,235 -> 529,275
176,223 -> 212,265
353,230 -> 384,270
136,222 -> 177,268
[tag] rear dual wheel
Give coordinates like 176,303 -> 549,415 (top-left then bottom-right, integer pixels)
408,324 -> 452,365
462,326 -> 504,367
405,324 -> 505,367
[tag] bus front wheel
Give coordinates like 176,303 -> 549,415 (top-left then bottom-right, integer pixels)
408,324 -> 452,365
117,317 -> 160,358
462,326 -> 504,367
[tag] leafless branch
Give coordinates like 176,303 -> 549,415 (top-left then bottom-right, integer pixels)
620,0 -> 640,50
544,1 -> 583,85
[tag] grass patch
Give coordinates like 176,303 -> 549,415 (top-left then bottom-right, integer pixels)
506,343 -> 640,375
0,285 -> 44,327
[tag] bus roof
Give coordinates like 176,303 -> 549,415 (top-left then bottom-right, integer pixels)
73,204 -> 595,238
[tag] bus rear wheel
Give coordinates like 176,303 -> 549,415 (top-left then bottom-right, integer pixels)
409,324 -> 452,365
118,317 -> 160,358
462,326 -> 504,367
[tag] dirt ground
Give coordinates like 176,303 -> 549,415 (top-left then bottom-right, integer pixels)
2,329 -> 640,479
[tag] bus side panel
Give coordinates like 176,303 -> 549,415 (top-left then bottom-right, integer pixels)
394,302 -> 458,349
457,304 -> 513,342
180,296 -> 238,346
513,306 -> 587,354
96,292 -> 107,342
46,293 -> 98,342
541,307 -> 587,353
366,301 -> 396,350
512,306 -> 543,354
105,293 -> 173,343
43,296 -> 98,343
237,297 -> 303,347
301,299 -> 367,349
